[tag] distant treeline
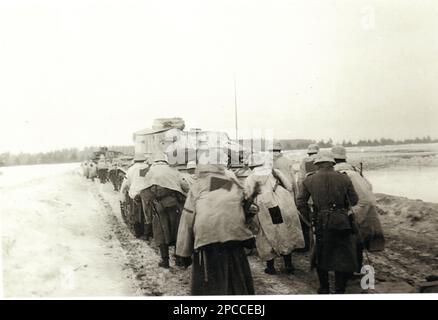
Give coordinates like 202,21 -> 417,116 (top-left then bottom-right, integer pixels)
274,136 -> 438,150
334,136 -> 437,148
1,136 -> 437,167
0,146 -> 134,167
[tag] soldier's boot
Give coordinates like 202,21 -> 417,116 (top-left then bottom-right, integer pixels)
159,244 -> 170,269
174,256 -> 183,267
158,259 -> 170,269
144,223 -> 153,241
264,259 -> 277,275
173,247 -> 184,267
334,272 -> 349,294
282,254 -> 295,274
317,268 -> 330,294
350,243 -> 364,279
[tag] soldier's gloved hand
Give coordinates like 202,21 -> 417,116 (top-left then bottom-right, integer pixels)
248,204 -> 259,216
243,203 -> 259,224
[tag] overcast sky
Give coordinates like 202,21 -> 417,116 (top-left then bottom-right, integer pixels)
1,0 -> 437,153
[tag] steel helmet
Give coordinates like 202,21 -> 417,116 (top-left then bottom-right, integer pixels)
198,147 -> 228,166
247,153 -> 265,168
153,153 -> 169,163
307,144 -> 320,154
313,151 -> 335,165
133,153 -> 146,162
270,141 -> 283,152
186,161 -> 197,170
331,145 -> 347,160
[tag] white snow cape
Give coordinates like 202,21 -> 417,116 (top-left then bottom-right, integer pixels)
245,168 -> 305,261
143,163 -> 187,195
334,162 -> 385,251
120,162 -> 151,200
176,165 -> 254,257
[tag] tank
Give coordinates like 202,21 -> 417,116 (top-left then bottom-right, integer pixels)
133,118 -> 248,168
91,147 -> 124,162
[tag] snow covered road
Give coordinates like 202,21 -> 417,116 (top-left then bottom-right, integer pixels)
1,163 -> 139,297
5,163 -> 428,296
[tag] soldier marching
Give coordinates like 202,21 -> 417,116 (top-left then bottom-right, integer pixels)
83,141 -> 384,295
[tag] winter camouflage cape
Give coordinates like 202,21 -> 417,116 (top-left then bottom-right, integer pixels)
245,167 -> 305,261
176,164 -> 253,257
334,162 -> 385,252
140,162 -> 188,246
119,162 -> 151,201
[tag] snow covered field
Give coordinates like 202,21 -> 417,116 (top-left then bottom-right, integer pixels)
1,163 -> 139,297
366,167 -> 438,203
0,163 -> 80,188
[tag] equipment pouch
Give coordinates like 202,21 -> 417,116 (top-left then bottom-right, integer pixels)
268,206 -> 284,225
327,210 -> 351,231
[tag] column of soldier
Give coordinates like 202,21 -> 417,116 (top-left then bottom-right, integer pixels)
113,143 -> 385,295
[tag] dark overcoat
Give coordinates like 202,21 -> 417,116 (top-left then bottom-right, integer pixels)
296,167 -> 359,273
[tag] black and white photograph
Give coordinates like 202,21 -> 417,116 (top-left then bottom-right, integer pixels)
1,0 -> 437,302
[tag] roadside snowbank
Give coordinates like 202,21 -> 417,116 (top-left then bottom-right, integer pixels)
371,194 -> 438,287
0,162 -> 79,189
1,164 -> 138,297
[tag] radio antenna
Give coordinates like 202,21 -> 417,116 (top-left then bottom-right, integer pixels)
234,74 -> 238,143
